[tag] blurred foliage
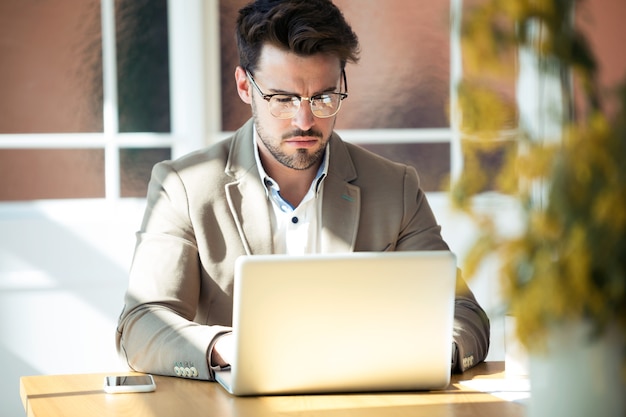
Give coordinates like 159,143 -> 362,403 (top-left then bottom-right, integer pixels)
453,0 -> 626,352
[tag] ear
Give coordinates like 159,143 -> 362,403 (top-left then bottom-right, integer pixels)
235,66 -> 252,104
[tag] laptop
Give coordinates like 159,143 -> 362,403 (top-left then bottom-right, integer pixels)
215,250 -> 457,396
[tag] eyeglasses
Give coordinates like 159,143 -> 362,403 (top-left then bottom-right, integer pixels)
245,69 -> 348,119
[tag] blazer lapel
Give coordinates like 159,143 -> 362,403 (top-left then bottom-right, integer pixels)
226,179 -> 273,255
224,119 -> 273,255
320,134 -> 361,253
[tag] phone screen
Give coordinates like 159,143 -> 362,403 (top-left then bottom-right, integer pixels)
104,375 -> 156,393
106,375 -> 154,387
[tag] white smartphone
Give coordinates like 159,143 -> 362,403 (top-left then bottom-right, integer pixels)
103,374 -> 156,394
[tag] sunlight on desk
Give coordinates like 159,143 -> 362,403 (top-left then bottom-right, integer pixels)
20,362 -> 526,417
460,378 -> 530,404
231,383 -> 520,417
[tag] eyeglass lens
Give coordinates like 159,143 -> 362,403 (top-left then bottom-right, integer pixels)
270,95 -> 342,119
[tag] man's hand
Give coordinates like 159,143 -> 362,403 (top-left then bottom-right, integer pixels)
211,333 -> 234,367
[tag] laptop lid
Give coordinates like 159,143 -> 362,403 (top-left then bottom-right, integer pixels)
215,250 -> 457,396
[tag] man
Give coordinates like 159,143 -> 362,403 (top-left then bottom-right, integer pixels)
116,0 -> 490,381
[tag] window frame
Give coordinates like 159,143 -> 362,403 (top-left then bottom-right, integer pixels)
0,0 -> 211,202
0,0 -> 463,202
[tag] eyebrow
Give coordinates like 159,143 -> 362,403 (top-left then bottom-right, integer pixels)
267,85 -> 340,96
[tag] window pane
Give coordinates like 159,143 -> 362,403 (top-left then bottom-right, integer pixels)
119,148 -> 171,197
0,0 -> 103,133
0,149 -> 105,201
115,0 -> 171,133
358,143 -> 450,192
334,0 -> 450,130
219,0 -> 449,131
575,0 -> 626,118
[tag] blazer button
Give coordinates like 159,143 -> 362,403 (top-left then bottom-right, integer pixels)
174,366 -> 182,376
190,367 -> 198,377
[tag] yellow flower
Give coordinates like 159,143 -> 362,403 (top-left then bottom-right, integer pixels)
452,0 -> 626,352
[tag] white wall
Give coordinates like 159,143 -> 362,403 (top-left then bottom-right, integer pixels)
0,193 -> 511,417
0,199 -> 145,417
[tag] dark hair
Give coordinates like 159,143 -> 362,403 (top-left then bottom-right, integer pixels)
236,0 -> 360,72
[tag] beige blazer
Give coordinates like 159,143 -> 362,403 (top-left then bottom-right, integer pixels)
116,119 -> 489,380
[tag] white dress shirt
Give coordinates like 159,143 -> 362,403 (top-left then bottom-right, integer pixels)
253,130 -> 329,255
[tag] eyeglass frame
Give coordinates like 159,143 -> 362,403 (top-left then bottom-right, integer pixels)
245,68 -> 348,119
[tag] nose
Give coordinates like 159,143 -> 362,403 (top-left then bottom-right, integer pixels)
291,98 -> 316,131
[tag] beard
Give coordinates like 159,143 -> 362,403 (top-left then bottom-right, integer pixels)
252,102 -> 331,171
261,134 -> 326,171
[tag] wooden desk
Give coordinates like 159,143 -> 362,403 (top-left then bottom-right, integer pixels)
20,362 -> 525,417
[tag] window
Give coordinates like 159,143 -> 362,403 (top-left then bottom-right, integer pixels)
0,0 -> 172,201
1,0 -> 468,199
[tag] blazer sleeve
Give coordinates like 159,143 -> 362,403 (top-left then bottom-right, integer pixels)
451,270 -> 491,373
395,166 -> 490,372
116,161 -> 231,381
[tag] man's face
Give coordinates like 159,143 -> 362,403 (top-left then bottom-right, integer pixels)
235,44 -> 343,172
